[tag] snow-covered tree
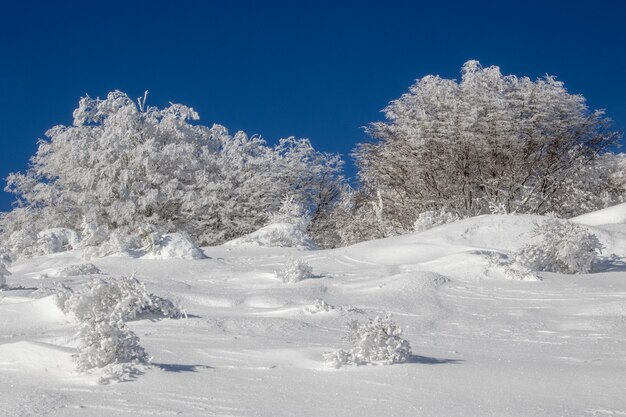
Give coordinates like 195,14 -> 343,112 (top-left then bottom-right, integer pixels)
351,61 -> 621,240
0,91 -> 344,259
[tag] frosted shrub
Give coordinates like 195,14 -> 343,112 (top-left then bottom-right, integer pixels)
414,210 -> 459,232
142,232 -> 205,260
75,318 -> 149,384
515,219 -> 603,274
276,259 -> 314,283
48,263 -> 102,278
57,275 -> 185,321
324,315 -> 412,368
0,262 -> 10,288
55,275 -> 184,383
303,299 -> 335,314
36,228 -> 81,255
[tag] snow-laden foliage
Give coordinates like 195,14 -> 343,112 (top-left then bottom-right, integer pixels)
54,275 -> 183,383
324,315 -> 412,368
0,262 -> 9,288
349,60 -> 622,242
276,259 -> 314,283
414,210 -> 460,232
75,317 -> 149,384
46,262 -> 102,278
303,299 -> 335,314
142,232 -> 205,260
226,197 -> 318,249
56,275 -> 184,321
0,91 -> 344,260
515,218 -> 603,274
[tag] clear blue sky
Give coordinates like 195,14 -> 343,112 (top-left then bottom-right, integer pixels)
1,0 -> 625,212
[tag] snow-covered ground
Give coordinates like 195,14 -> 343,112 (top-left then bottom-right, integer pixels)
1,211 -> 625,416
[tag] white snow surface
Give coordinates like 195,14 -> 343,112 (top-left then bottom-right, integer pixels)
571,201 -> 626,226
1,210 -> 625,416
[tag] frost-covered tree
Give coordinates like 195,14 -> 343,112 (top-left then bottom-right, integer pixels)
1,91 -> 344,259
351,61 -> 621,240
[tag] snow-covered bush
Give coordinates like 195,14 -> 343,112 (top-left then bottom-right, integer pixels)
47,263 -> 102,278
36,228 -> 80,254
324,315 -> 412,368
55,275 -> 184,383
74,317 -> 149,384
225,223 -> 318,250
0,262 -> 10,288
515,218 -> 603,274
276,259 -> 314,283
414,210 -> 459,232
142,232 -> 205,260
303,299 -> 335,314
56,275 -> 184,321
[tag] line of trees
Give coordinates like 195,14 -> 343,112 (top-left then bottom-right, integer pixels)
1,61 -> 624,259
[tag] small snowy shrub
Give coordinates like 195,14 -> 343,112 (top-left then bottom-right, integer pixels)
489,201 -> 512,215
0,262 -> 10,288
268,195 -> 310,231
142,232 -> 205,260
276,259 -> 314,283
303,299 -> 335,314
36,228 -> 81,255
324,315 -> 412,368
414,210 -> 459,232
49,263 -> 102,277
74,317 -> 149,384
515,218 -> 603,274
57,275 -> 184,321
55,275 -> 184,383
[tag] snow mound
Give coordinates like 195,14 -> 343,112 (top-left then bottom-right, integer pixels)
0,296 -> 69,332
224,223 -> 318,250
0,341 -> 76,377
49,263 -> 102,277
143,233 -> 206,260
570,202 -> 626,226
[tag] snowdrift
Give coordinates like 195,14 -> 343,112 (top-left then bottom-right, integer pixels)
571,202 -> 626,226
224,223 -> 318,250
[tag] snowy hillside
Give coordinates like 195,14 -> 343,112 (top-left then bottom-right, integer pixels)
1,207 -> 625,416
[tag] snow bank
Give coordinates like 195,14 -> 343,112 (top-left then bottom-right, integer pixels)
0,341 -> 76,377
570,202 -> 626,226
142,233 -> 206,260
224,223 -> 318,250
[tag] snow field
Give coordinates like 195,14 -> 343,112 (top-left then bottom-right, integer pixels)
0,208 -> 625,416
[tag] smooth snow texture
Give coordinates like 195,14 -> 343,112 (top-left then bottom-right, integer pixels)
571,201 -> 626,226
0,208 -> 625,416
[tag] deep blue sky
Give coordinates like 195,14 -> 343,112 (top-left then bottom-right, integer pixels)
1,0 -> 625,212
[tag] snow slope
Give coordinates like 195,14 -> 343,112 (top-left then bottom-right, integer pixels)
1,210 -> 625,416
